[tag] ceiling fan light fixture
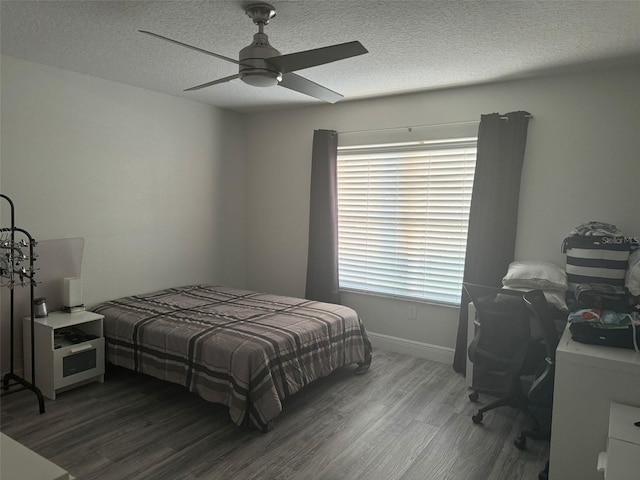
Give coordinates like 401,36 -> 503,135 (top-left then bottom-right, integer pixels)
240,70 -> 282,87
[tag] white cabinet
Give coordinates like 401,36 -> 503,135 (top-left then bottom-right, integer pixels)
23,311 -> 105,399
548,326 -> 640,480
598,403 -> 640,480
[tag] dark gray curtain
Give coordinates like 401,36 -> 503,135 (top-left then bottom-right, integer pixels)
305,129 -> 341,304
452,111 -> 531,374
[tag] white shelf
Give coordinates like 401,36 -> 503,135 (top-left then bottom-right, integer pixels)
31,310 -> 103,329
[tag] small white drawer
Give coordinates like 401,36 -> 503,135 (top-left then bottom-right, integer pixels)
53,337 -> 105,390
601,403 -> 640,479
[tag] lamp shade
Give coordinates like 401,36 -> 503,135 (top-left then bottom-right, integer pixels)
63,277 -> 82,307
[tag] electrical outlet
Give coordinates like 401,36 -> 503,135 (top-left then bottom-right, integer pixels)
408,305 -> 418,320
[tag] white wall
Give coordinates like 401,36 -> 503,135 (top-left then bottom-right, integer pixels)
2,55 -> 638,370
1,56 -> 247,371
244,65 -> 640,359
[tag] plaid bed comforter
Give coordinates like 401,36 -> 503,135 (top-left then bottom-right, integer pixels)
93,285 -> 371,430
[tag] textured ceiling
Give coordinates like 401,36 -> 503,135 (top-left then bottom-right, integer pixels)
2,1 -> 640,113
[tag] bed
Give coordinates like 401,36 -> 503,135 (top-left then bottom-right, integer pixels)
93,284 -> 372,431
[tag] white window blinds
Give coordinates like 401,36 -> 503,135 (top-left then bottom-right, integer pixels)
336,137 -> 477,305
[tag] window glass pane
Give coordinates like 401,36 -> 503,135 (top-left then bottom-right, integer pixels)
337,138 -> 477,305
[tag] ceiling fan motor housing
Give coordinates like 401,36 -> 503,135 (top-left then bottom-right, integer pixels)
239,32 -> 282,87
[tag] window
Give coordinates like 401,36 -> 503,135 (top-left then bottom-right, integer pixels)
336,137 -> 477,305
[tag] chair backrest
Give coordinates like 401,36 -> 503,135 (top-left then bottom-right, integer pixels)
522,289 -> 561,362
464,283 -> 531,369
522,289 -> 561,407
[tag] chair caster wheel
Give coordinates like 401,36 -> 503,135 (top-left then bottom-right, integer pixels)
469,391 -> 479,402
514,435 -> 527,450
472,412 -> 483,424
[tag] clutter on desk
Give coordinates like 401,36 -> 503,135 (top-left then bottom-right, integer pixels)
562,221 -> 639,294
562,221 -> 640,351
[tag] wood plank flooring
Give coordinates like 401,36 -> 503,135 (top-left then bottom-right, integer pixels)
0,349 -> 549,479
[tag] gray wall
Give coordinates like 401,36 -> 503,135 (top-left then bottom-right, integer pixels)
1,55 -> 247,372
244,65 -> 640,358
2,54 -> 638,370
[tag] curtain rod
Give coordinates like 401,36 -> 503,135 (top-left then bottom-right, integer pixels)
338,119 -> 479,136
337,114 -> 533,136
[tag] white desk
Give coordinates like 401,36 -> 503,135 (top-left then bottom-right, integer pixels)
549,326 -> 640,480
0,433 -> 73,480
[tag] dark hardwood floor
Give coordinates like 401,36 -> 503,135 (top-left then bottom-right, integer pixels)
1,349 -> 549,479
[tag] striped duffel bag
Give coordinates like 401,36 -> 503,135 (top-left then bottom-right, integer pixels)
562,235 -> 633,292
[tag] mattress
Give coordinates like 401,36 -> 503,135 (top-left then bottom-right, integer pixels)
93,285 -> 371,430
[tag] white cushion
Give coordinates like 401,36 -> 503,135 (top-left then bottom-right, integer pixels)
543,290 -> 569,311
502,261 -> 568,292
626,249 -> 640,296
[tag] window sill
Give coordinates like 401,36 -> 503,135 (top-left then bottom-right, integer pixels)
339,288 -> 461,309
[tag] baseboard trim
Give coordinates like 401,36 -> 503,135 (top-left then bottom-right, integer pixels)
368,331 -> 455,364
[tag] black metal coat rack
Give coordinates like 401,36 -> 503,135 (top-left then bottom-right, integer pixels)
1,193 -> 45,413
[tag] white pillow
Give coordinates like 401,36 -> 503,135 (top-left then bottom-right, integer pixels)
626,249 -> 640,296
541,290 -> 568,311
502,261 -> 568,292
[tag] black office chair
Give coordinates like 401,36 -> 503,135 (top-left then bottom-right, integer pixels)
513,289 -> 561,451
464,283 -> 547,426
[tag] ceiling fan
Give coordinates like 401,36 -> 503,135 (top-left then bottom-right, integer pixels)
139,2 -> 368,103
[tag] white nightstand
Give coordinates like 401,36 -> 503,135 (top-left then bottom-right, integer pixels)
23,311 -> 105,399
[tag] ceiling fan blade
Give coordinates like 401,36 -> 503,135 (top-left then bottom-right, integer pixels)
184,74 -> 241,92
267,41 -> 368,74
139,30 -> 239,65
279,73 -> 343,103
